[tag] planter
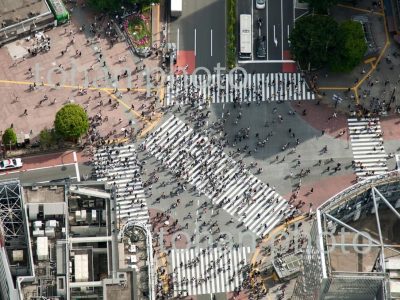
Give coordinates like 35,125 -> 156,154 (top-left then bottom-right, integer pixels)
124,13 -> 152,57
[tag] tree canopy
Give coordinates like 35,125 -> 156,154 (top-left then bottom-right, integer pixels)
290,16 -> 367,72
2,128 -> 17,147
304,0 -> 338,14
289,15 -> 339,70
88,0 -> 159,11
54,104 -> 89,141
329,20 -> 367,72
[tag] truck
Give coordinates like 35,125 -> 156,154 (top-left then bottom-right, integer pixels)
171,0 -> 182,18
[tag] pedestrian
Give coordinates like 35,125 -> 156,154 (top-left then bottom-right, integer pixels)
23,109 -> 28,116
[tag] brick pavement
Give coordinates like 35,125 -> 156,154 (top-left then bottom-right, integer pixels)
0,3 -> 164,144
291,100 -> 349,141
283,173 -> 357,212
149,208 -> 190,250
380,115 -> 400,141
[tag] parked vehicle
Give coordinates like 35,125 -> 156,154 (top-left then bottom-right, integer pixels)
239,14 -> 252,59
256,0 -> 266,9
256,36 -> 267,58
0,158 -> 23,171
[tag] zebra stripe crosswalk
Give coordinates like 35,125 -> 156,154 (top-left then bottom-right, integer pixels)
348,118 -> 388,178
170,246 -> 251,296
93,144 -> 149,223
166,72 -> 315,105
144,116 -> 294,237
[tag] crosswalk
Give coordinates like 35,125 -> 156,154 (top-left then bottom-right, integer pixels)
144,115 -> 294,237
93,144 -> 149,223
166,72 -> 315,105
348,118 -> 388,178
170,246 -> 251,296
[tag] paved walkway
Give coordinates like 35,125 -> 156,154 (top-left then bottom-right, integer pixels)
0,2 -> 165,146
291,101 -> 349,141
283,173 -> 357,212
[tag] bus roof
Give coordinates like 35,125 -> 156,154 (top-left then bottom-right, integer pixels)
240,14 -> 252,55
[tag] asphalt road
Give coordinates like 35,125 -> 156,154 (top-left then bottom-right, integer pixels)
168,0 -> 226,70
238,0 -> 294,62
0,163 -> 92,184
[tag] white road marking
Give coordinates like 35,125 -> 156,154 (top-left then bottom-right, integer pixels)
194,28 -> 197,56
75,162 -> 81,182
273,25 -> 278,46
295,10 -> 309,21
251,1 -> 254,59
287,24 -> 290,39
0,163 -> 77,176
266,0 -> 269,60
210,29 -> 213,57
177,28 -> 180,53
281,0 -> 284,59
73,151 -> 77,162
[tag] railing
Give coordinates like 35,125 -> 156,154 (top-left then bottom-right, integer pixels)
118,221 -> 156,300
318,170 -> 400,213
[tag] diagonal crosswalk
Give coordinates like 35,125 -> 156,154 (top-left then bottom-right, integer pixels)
166,72 -> 315,105
348,118 -> 388,178
143,115 -> 294,237
93,144 -> 149,223
170,246 -> 251,296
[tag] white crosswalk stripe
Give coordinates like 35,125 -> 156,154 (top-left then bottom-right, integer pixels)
165,73 -> 315,105
143,116 -> 295,237
93,144 -> 149,223
170,246 -> 251,296
348,118 -> 388,178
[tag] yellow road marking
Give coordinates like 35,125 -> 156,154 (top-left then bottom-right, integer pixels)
159,87 -> 165,104
364,57 -> 377,64
318,86 -> 350,90
102,89 -> 149,124
0,79 -> 149,92
251,215 -> 306,265
337,4 -> 384,15
352,8 -> 390,104
139,114 -> 163,138
319,6 -> 388,104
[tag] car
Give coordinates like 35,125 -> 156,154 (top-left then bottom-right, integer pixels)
256,0 -> 266,9
0,158 -> 23,171
256,36 -> 267,58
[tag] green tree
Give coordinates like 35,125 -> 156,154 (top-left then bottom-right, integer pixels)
330,21 -> 367,72
290,15 -> 338,70
131,0 -> 160,6
304,0 -> 338,14
39,128 -> 55,149
2,128 -> 17,148
88,0 -> 160,12
88,0 -> 121,11
54,104 -> 89,141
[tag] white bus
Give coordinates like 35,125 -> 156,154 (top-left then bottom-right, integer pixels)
239,14 -> 252,59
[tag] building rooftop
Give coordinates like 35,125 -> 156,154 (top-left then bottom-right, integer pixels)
24,185 -> 65,203
0,0 -> 51,28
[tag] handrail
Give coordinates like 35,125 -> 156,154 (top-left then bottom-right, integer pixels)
318,170 -> 400,213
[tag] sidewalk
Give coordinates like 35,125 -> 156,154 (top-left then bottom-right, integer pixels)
152,2 -> 165,48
